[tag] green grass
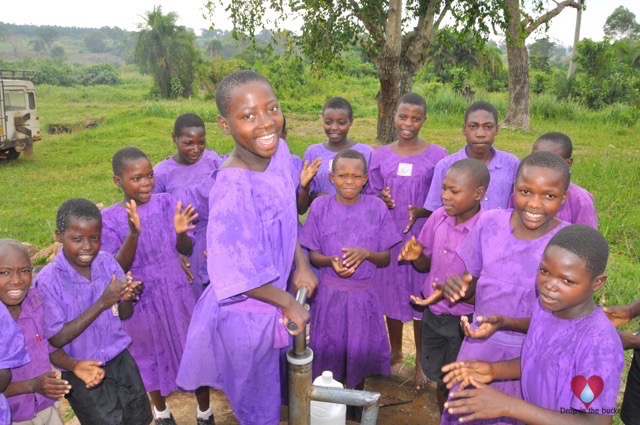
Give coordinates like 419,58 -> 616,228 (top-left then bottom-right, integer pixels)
1,73 -> 638,423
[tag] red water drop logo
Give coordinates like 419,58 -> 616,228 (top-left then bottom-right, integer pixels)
571,375 -> 604,409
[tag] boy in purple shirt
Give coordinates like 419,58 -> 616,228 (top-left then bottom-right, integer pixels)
443,225 -> 623,425
153,112 -> 221,300
424,101 -> 519,211
35,199 -> 152,425
398,158 -> 488,415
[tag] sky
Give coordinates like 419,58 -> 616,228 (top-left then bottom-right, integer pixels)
2,0 -> 639,47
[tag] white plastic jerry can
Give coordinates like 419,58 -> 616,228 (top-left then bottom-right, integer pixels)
310,371 -> 347,425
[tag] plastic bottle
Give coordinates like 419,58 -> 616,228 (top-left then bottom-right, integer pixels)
310,371 -> 347,425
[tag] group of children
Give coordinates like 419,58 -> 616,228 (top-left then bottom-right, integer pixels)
0,69 -> 634,425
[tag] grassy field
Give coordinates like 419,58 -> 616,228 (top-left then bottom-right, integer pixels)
1,71 -> 638,422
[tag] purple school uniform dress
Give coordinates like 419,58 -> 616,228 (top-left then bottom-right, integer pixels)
8,288 -> 58,422
521,299 -> 623,415
417,207 -> 479,317
101,193 -> 195,397
303,143 -> 373,196
36,251 -> 132,364
0,304 -> 29,425
424,147 -> 519,212
300,195 -> 402,388
367,144 -> 448,321
177,139 -> 297,425
154,150 -> 220,300
441,209 -> 568,425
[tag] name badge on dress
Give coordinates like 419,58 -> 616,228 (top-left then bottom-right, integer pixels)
397,163 -> 413,176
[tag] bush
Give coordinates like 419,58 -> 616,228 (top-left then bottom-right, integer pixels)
78,64 -> 120,86
600,103 -> 639,127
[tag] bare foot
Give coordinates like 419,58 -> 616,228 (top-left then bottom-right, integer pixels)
390,352 -> 404,365
415,367 -> 429,391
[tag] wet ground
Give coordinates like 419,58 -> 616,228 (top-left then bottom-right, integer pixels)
64,324 -> 441,424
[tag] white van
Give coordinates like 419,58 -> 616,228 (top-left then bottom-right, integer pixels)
0,69 -> 41,159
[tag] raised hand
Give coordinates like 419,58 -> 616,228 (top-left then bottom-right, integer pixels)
300,158 -> 322,188
331,256 -> 354,278
125,199 -> 140,235
398,236 -> 423,262
443,273 -> 473,303
462,315 -> 503,340
603,304 -> 634,327
174,201 -> 198,235
379,187 -> 395,209
341,247 -> 370,271
99,274 -> 130,309
72,360 -> 106,389
410,282 -> 444,306
32,371 -> 71,398
445,378 -> 510,421
442,361 -> 494,390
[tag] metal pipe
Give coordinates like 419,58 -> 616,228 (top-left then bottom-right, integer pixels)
309,386 -> 381,425
286,286 -> 308,357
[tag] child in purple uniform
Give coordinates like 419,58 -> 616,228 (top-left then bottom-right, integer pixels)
154,112 -> 220,300
367,93 -> 448,389
0,301 -> 29,425
443,225 -> 623,425
440,151 -> 571,425
300,149 -> 402,392
1,239 -> 69,425
176,71 -> 316,425
101,148 -> 212,425
398,158 -> 488,415
424,101 -> 519,212
35,199 -> 152,425
299,97 -> 372,213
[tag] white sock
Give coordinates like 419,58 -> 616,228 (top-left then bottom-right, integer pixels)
154,405 -> 171,419
197,406 -> 213,419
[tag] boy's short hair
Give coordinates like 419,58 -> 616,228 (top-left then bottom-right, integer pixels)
332,149 -> 367,174
323,97 -> 353,120
516,151 -> 571,191
0,238 -> 31,262
56,198 -> 102,233
174,113 -> 205,136
546,225 -> 609,278
447,158 -> 490,189
111,146 -> 149,177
397,93 -> 427,114
464,101 -> 499,123
535,132 -> 573,159
216,70 -> 271,118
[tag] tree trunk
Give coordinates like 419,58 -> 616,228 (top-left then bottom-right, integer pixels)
568,0 -> 583,78
503,43 -> 530,129
377,76 -> 400,144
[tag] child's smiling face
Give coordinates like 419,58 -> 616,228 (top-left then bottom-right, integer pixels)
512,165 -> 567,236
114,158 -> 155,205
0,242 -> 32,309
394,103 -> 426,143
441,169 -> 483,223
330,157 -> 368,204
56,217 -> 102,277
323,108 -> 353,145
173,126 -> 206,165
218,80 -> 283,160
537,245 -> 606,319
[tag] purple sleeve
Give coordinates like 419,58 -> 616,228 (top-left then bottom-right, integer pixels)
0,305 -> 29,369
573,193 -> 598,229
417,210 -> 438,259
424,160 -> 446,211
34,269 -> 68,339
299,201 -> 322,252
375,199 -> 403,250
207,173 -> 280,301
456,214 -> 484,277
366,150 -> 384,196
153,162 -> 168,194
100,209 -> 125,256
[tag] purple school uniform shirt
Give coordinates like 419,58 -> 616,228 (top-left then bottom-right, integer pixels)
300,195 -> 402,282
457,209 -> 569,346
424,147 -> 519,211
416,207 -> 480,316
153,150 -> 220,286
303,143 -> 373,196
0,303 -> 30,425
521,299 -> 623,414
36,251 -> 131,365
8,288 -> 57,422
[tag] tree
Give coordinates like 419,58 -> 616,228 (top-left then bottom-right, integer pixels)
84,32 -> 108,53
135,6 -> 199,98
604,6 -> 640,41
30,26 -> 59,54
205,0 -> 466,143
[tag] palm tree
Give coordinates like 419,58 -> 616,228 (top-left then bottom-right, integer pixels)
135,6 -> 199,98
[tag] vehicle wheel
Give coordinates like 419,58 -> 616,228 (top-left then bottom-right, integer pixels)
0,148 -> 20,160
